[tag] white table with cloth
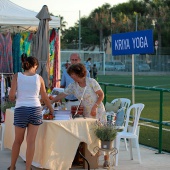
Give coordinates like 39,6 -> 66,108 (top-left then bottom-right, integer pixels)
4,109 -> 100,170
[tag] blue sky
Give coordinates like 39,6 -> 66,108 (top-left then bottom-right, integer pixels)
10,0 -> 128,28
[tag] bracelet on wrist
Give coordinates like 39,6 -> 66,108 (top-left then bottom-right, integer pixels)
95,103 -> 99,107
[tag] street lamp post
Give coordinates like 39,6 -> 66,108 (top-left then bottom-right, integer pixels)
132,14 -> 138,105
152,18 -> 161,71
79,10 -> 81,51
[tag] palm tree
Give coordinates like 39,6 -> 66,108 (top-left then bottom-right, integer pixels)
89,3 -> 111,51
110,0 -> 148,33
56,15 -> 67,35
145,1 -> 170,50
143,0 -> 170,69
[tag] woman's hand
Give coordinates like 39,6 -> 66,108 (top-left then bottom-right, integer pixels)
90,105 -> 97,117
49,108 -> 54,115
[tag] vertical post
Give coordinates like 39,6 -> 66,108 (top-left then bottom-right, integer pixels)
111,12 -> 112,35
155,46 -> 158,71
158,91 -> 163,153
111,12 -> 113,62
103,52 -> 106,75
58,28 -> 61,87
79,10 -> 81,51
135,14 -> 138,32
132,54 -> 135,105
1,74 -> 5,123
104,84 -> 107,105
132,14 -> 138,105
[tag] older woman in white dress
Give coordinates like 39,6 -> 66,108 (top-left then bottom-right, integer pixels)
51,63 -> 106,121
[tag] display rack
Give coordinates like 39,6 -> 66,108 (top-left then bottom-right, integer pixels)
93,146 -> 118,170
0,73 -> 13,123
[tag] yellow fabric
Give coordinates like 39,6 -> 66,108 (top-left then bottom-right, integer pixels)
4,109 -> 100,170
105,99 -> 121,112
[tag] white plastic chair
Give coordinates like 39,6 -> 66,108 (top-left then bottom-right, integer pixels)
111,98 -> 131,110
111,98 -> 131,150
0,123 -> 5,150
115,103 -> 145,166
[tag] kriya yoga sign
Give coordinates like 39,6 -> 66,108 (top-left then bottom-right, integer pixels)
112,30 -> 154,55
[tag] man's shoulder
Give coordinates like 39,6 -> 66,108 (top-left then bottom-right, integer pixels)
61,70 -> 73,85
62,69 -> 67,74
61,69 -> 68,77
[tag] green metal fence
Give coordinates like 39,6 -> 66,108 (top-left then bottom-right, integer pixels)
99,82 -> 170,153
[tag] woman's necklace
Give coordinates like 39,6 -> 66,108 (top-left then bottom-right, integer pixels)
78,78 -> 86,87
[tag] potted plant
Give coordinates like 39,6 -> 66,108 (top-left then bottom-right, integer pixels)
94,121 -> 117,149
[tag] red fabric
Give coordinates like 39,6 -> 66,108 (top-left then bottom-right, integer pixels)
28,32 -> 33,41
0,32 -> 13,73
52,30 -> 60,88
49,28 -> 56,43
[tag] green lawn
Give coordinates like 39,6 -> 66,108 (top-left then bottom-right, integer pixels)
98,75 -> 170,88
97,74 -> 170,152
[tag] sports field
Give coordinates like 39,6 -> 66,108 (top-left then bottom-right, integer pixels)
97,74 -> 170,152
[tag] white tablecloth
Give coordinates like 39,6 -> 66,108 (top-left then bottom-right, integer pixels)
4,109 -> 100,170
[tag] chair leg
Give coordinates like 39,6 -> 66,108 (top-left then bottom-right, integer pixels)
129,139 -> 133,160
115,137 -> 120,166
0,123 -> 5,151
124,138 -> 128,151
135,138 -> 141,164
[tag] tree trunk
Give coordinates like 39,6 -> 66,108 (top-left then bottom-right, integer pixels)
99,28 -> 103,51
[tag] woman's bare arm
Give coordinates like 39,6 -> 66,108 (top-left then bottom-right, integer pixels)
91,89 -> 104,117
39,76 -> 54,114
51,92 -> 67,104
9,74 -> 17,101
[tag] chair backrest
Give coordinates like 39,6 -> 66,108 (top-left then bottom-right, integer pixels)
123,103 -> 145,134
111,98 -> 131,110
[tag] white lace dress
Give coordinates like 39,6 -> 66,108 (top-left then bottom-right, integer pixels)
64,77 -> 106,120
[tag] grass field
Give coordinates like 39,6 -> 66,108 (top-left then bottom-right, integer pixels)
97,74 -> 170,152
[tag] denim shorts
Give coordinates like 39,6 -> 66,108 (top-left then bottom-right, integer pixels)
14,106 -> 43,128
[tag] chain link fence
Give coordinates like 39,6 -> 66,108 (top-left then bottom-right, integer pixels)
60,47 -> 170,75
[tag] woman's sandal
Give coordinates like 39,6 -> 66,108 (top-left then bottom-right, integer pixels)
7,167 -> 16,170
7,166 -> 31,170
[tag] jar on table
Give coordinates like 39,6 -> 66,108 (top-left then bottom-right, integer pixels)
71,105 -> 84,116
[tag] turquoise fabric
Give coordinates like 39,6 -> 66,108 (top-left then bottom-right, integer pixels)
115,108 -> 125,126
12,33 -> 21,73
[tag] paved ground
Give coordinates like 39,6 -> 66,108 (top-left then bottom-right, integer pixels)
1,142 -> 170,170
